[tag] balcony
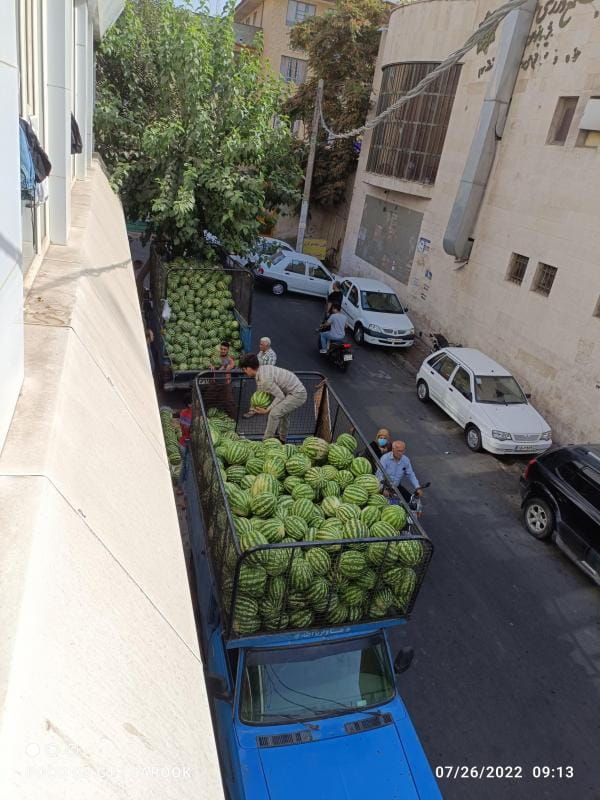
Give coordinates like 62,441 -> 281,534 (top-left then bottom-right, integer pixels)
233,21 -> 262,48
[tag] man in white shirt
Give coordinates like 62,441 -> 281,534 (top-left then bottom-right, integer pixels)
239,354 -> 306,442
257,337 -> 277,366
319,304 -> 346,353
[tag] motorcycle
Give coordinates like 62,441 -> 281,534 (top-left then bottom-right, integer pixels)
317,335 -> 353,372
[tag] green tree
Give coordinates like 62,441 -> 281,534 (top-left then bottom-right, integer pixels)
95,0 -> 301,255
286,0 -> 389,207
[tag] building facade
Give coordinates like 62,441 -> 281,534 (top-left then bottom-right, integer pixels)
0,3 -> 222,797
234,0 -> 334,86
341,0 -> 600,444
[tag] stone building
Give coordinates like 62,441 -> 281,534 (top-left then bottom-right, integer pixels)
341,0 -> 600,444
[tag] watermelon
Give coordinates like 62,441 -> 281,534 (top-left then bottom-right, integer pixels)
320,517 -> 343,533
336,469 -> 355,488
320,465 -> 338,482
250,391 -> 272,409
225,441 -> 250,466
263,438 -> 285,451
350,456 -> 372,476
342,519 -> 369,542
292,483 -> 315,501
283,444 -> 297,458
226,465 -> 246,484
352,474 -> 380,495
245,457 -> 265,475
341,584 -> 366,607
336,503 -> 360,522
322,480 -> 341,498
306,577 -> 329,607
284,515 -> 309,541
380,504 -> 408,531
290,609 -> 314,629
291,498 -> 315,522
237,565 -> 267,598
347,605 -> 365,623
355,568 -> 377,591
360,505 -> 380,527
327,603 -> 348,625
263,457 -> 286,479
250,473 -> 280,496
266,575 -> 286,607
290,557 -> 314,591
300,436 -> 329,462
327,444 -> 353,469
342,485 -> 369,506
239,530 -> 269,566
306,547 -> 331,576
286,591 -> 308,611
315,528 -> 343,551
395,539 -> 424,567
304,466 -> 327,490
261,518 -> 286,543
338,551 -> 367,578
370,520 -> 397,539
250,492 -> 278,518
228,487 -> 251,517
234,516 -> 253,537
321,495 -> 342,517
285,454 -> 311,476
336,432 -> 358,453
265,546 -> 292,576
366,541 -> 398,568
284,475 -> 303,493
367,493 -> 388,508
263,612 -> 289,631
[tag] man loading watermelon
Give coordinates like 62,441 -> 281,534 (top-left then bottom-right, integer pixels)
239,354 -> 307,443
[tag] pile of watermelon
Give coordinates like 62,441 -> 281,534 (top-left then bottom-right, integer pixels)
205,409 -> 427,636
162,261 -> 244,371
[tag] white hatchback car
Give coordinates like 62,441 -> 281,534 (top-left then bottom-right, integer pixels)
416,348 -> 553,455
340,277 -> 415,347
253,249 -> 335,297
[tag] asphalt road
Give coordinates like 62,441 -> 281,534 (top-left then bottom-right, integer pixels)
250,287 -> 600,800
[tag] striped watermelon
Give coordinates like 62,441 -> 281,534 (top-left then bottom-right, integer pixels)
239,529 -> 269,566
260,598 -> 284,620
245,457 -> 265,475
338,551 -> 367,578
320,517 -> 343,533
237,565 -> 267,598
315,528 -> 343,551
291,498 -> 315,522
336,469 -> 355,488
250,391 -> 272,408
352,474 -> 380,495
327,444 -> 353,469
283,444 -> 297,458
233,615 -> 261,635
240,475 -> 256,490
234,516 -> 253,537
226,465 -> 246,484
394,569 -> 417,611
322,480 -> 341,498
284,515 -> 309,541
395,539 -> 424,567
285,454 -> 311,476
360,505 -> 380,527
366,541 -> 398,568
306,577 -> 329,607
380,504 -> 409,531
261,519 -> 286,543
286,591 -> 308,611
306,547 -> 331,576
341,584 -> 366,607
327,603 -> 348,625
320,464 -> 338,482
265,547 -> 292,576
225,441 -> 250,466
304,467 -> 327,490
342,519 -> 369,541
370,520 -> 397,539
250,492 -> 278,518
263,438 -> 285,451
308,506 -> 325,528
266,575 -> 286,607
228,487 -> 251,517
350,456 -> 372,476
292,483 -> 315,501
263,457 -> 286,479
355,568 -> 377,591
263,612 -> 289,631
284,475 -> 303,493
336,432 -> 358,453
274,497 -> 294,520
250,474 -> 280,496
290,609 -> 314,629
367,493 -> 388,508
300,436 -> 329,462
290,556 -> 314,591
342,485 -> 369,506
336,503 -> 361,522
321,495 -> 342,517
347,605 -> 365,623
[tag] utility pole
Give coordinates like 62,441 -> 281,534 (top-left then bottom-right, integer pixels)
296,79 -> 323,254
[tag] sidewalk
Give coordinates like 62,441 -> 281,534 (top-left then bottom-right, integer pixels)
390,335 -> 431,376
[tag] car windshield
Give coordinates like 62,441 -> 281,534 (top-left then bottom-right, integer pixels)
360,291 -> 404,314
270,250 -> 286,266
239,636 -> 394,725
260,240 -> 283,256
474,375 -> 527,404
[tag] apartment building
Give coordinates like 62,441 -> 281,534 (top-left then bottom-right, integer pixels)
341,0 -> 600,444
234,0 -> 334,85
0,3 -> 221,797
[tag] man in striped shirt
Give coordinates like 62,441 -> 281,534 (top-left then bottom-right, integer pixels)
257,336 -> 277,366
239,354 -> 307,442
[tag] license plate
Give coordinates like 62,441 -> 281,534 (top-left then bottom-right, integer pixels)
515,444 -> 538,452
343,354 -> 353,361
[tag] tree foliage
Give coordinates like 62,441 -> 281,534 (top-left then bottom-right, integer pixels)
96,0 -> 302,254
286,0 -> 389,207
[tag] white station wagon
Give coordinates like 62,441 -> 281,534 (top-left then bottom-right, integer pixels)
416,348 -> 553,455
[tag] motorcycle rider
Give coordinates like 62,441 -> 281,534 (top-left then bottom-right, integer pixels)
319,304 -> 346,354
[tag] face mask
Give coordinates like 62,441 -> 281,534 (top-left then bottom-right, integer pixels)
377,438 -> 388,447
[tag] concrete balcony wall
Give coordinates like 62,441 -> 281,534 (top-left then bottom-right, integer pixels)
0,162 -> 222,799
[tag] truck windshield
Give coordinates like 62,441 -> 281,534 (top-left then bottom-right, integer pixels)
240,636 -> 394,725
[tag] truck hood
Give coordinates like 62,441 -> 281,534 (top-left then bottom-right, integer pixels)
257,724 -> 420,800
477,401 -> 549,434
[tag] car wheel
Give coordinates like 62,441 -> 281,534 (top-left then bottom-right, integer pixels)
523,497 -> 554,540
465,425 -> 482,452
353,324 -> 364,345
416,380 -> 429,402
272,282 -> 286,296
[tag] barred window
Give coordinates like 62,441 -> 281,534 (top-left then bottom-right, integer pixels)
506,253 -> 529,285
532,263 -> 557,297
286,0 -> 316,25
280,55 -> 307,85
366,62 -> 462,185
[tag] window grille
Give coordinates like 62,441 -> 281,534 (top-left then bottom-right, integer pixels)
506,253 -> 529,285
280,56 -> 308,85
532,263 -> 557,297
366,62 -> 462,185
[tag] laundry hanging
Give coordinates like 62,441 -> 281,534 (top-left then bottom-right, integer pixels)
19,122 -> 36,200
19,118 -> 52,183
71,113 -> 83,154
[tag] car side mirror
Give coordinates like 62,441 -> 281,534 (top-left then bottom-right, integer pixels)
525,393 -> 531,400
205,674 -> 232,702
394,647 -> 414,675
404,306 -> 409,312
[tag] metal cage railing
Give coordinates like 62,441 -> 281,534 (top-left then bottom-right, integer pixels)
190,372 -> 433,639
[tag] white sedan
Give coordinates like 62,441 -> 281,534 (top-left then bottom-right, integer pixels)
340,277 -> 415,347
416,347 -> 553,455
253,249 -> 335,297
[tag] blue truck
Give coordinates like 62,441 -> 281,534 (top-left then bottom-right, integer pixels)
186,372 -> 442,800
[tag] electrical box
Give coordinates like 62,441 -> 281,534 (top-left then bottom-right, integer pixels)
579,99 -> 600,131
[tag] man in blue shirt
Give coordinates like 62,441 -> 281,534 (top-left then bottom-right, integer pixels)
376,440 -> 423,502
319,304 -> 346,353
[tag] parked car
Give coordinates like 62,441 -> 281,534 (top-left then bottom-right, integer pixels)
520,445 -> 600,584
229,236 -> 294,268
252,249 -> 335,297
340,278 -> 415,347
416,348 -> 553,454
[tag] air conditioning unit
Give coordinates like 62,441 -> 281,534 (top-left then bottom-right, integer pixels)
579,99 -> 600,131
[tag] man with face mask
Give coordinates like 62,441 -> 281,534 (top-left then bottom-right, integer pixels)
363,427 -> 392,469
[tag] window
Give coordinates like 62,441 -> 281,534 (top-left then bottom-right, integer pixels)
348,286 -> 359,306
506,253 -> 529,285
341,280 -> 352,296
366,62 -> 462,184
576,97 -> 600,148
286,0 -> 316,25
559,463 -> 600,510
280,56 -> 308,84
532,263 -> 557,297
546,97 -> 578,145
432,356 -> 457,381
426,352 -> 445,368
452,367 -> 472,400
594,296 -> 600,319
285,260 -> 306,275
308,265 -> 330,280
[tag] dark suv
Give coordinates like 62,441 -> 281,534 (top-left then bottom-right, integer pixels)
520,445 -> 600,585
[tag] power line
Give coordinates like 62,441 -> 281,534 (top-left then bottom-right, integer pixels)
317,0 -> 530,140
